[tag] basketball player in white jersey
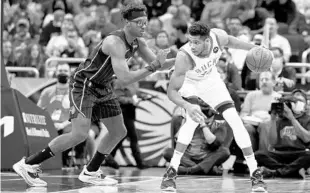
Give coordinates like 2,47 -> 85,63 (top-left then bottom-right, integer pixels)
161,22 -> 269,192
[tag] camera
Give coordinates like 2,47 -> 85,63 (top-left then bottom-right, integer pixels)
270,96 -> 297,117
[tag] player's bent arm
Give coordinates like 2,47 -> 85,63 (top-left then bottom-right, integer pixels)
103,36 -> 152,86
167,52 -> 192,109
212,28 -> 256,51
137,38 -> 175,70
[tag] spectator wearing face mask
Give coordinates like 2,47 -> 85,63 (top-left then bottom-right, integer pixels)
256,89 -> 310,179
269,47 -> 296,92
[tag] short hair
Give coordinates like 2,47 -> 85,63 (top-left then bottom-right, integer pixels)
188,22 -> 211,38
259,70 -> 276,81
121,3 -> 147,20
174,20 -> 188,34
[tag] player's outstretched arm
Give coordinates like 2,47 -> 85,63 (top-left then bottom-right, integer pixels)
212,28 -> 257,51
104,36 -> 160,86
137,38 -> 175,71
167,52 -> 192,109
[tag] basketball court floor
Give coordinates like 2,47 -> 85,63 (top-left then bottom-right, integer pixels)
1,167 -> 309,193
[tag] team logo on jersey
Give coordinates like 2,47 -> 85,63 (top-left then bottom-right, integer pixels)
213,47 -> 219,53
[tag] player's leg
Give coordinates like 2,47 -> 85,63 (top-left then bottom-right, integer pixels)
199,80 -> 266,192
13,86 -> 93,187
78,99 -> 126,185
161,110 -> 199,191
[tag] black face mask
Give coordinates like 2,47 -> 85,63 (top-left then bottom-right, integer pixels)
57,74 -> 69,84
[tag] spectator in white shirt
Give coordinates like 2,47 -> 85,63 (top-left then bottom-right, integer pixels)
265,17 -> 292,62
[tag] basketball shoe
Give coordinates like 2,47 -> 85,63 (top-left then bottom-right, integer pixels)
160,167 -> 177,192
78,165 -> 118,186
251,167 -> 267,192
13,157 -> 47,187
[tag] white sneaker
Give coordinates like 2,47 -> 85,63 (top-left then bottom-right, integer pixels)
78,166 -> 118,186
13,157 -> 47,187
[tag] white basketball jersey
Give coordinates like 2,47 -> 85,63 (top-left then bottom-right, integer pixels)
180,31 -> 223,81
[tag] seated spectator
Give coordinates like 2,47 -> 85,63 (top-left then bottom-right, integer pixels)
217,51 -> 242,91
151,31 -> 177,59
226,17 -> 243,37
3,40 -> 17,67
46,22 -> 87,58
229,26 -> 252,71
200,0 -> 233,29
74,0 -> 96,35
256,89 -> 310,179
236,1 -> 269,34
39,8 -> 64,46
145,18 -> 164,47
11,18 -> 33,48
42,0 -> 70,27
261,0 -> 298,33
17,43 -> 47,77
270,47 -> 296,92
173,20 -> 188,49
163,97 -> 230,175
83,30 -> 102,54
86,5 -> 117,39
265,17 -> 292,62
241,71 -> 281,151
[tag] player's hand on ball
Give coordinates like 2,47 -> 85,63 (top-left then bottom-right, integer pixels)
185,103 -> 207,123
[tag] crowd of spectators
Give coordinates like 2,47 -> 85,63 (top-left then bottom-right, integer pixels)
3,0 -> 310,175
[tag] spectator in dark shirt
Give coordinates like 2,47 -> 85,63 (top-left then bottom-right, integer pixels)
237,1 -> 269,34
173,20 -> 188,49
256,89 -> 310,179
261,0 -> 297,28
269,47 -> 296,92
39,8 -> 64,46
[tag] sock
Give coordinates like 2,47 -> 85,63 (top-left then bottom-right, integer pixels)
25,146 -> 55,165
244,154 -> 258,176
87,151 -> 108,172
170,150 -> 183,170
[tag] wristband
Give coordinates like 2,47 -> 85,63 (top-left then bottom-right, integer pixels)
145,60 -> 161,72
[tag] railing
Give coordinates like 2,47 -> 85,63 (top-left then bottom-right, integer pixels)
5,67 -> 40,78
44,57 -> 85,77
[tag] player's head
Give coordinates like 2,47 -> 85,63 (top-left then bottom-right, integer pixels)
121,3 -> 148,37
187,22 -> 211,56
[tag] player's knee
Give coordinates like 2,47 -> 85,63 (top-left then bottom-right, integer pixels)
73,130 -> 89,143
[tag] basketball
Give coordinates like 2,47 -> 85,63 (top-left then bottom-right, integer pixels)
245,47 -> 273,73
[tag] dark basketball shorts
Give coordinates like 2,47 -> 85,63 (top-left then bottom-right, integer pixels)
69,80 -> 122,122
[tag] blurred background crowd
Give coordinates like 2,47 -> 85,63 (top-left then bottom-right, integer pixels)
3,0 -> 310,178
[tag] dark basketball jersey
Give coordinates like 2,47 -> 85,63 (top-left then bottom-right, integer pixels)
72,30 -> 139,86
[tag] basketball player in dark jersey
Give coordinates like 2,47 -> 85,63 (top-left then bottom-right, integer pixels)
13,3 -> 174,187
